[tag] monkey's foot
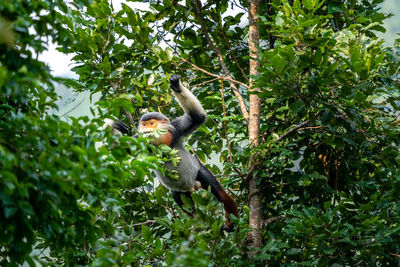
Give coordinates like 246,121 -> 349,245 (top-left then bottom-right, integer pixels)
170,75 -> 181,92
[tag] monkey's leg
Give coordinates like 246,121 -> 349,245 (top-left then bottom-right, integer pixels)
171,190 -> 195,217
196,165 -> 239,232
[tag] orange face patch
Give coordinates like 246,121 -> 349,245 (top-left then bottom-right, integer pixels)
141,119 -> 159,130
140,118 -> 170,133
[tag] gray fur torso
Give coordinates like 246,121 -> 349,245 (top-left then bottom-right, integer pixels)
154,141 -> 200,192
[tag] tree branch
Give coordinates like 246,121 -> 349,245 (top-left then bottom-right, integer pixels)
276,120 -> 310,141
263,216 -> 282,228
217,20 -> 248,81
180,57 -> 249,89
191,0 -> 249,122
190,77 -> 219,88
132,220 -> 157,227
220,80 -> 233,162
124,109 -> 135,127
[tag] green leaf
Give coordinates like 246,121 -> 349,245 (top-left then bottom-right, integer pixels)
328,4 -> 342,14
191,193 -> 209,206
275,11 -> 284,27
321,110 -> 333,124
354,91 -> 367,103
102,56 -> 112,73
290,100 -> 304,115
303,0 -> 313,10
286,248 -> 301,255
271,53 -> 285,73
141,225 -> 151,242
4,207 -> 17,218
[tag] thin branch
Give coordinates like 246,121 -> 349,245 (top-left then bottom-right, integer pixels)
180,57 -> 249,89
231,0 -> 248,12
162,204 -> 177,218
217,20 -> 248,81
191,0 -> 249,122
221,80 -> 233,162
190,77 -> 219,88
392,114 -> 400,124
276,121 -> 310,141
110,81 -> 119,94
233,166 -> 247,180
158,28 -> 249,122
102,28 -> 111,55
263,216 -> 282,227
124,109 -> 135,127
60,98 -> 86,117
132,220 -> 157,227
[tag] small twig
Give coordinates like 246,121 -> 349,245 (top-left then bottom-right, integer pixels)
60,98 -> 86,117
232,166 -> 246,180
232,0 -> 248,12
110,81 -> 118,93
190,77 -> 219,88
221,80 -> 233,162
180,57 -> 249,89
102,27 -> 111,55
132,220 -> 157,227
263,216 -> 282,227
300,126 -> 323,130
124,109 -> 135,127
191,0 -> 249,122
217,20 -> 248,81
190,148 -> 204,163
162,204 -> 177,217
276,121 -> 310,141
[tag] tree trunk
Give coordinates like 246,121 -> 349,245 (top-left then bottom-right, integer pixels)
247,0 -> 262,256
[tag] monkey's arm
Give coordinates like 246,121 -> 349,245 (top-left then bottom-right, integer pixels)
170,75 -> 207,137
103,118 -> 130,135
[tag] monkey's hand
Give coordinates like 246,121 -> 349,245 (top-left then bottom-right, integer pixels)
170,75 -> 182,93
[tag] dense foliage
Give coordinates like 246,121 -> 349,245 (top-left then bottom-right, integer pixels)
1,0 -> 399,266
254,2 -> 400,264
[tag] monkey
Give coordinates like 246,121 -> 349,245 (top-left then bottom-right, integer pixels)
107,75 -> 239,231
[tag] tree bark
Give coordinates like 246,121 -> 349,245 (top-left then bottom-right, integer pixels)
247,0 -> 262,256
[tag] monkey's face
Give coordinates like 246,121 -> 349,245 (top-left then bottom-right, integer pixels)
139,118 -> 170,133
139,118 -> 174,146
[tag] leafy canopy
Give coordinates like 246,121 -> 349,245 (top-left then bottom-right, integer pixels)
1,0 -> 400,266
